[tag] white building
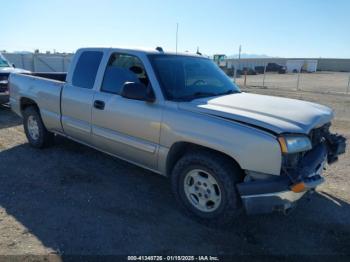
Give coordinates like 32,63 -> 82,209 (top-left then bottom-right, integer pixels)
226,58 -> 319,73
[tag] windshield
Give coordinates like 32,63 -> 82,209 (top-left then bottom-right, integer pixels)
149,55 -> 240,101
0,55 -> 10,68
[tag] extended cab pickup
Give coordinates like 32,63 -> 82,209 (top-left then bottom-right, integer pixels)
0,53 -> 30,104
9,47 -> 346,223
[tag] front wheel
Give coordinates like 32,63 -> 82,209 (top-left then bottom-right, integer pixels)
171,151 -> 243,225
23,106 -> 54,148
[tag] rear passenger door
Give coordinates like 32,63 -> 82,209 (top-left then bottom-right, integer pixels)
61,51 -> 103,144
91,52 -> 162,170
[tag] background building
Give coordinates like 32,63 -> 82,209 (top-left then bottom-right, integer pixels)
226,58 -> 350,73
1,52 -> 350,73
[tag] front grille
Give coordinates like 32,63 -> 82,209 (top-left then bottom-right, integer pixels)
282,123 -> 330,178
282,152 -> 302,169
309,123 -> 330,147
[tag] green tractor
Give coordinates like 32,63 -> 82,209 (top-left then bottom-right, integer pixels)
213,54 -> 227,68
213,54 -> 234,77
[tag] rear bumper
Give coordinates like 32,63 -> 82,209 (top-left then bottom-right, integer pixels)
237,135 -> 346,214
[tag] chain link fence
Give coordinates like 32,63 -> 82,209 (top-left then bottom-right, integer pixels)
2,53 -> 350,94
235,71 -> 350,94
2,53 -> 73,72
225,58 -> 350,95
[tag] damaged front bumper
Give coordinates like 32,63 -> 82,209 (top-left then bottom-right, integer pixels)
237,131 -> 346,215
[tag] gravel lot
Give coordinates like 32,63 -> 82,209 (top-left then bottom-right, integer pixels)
0,88 -> 349,258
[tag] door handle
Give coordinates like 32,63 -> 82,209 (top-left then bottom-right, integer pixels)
93,100 -> 105,110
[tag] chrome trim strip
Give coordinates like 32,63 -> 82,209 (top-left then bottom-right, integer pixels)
40,108 -> 60,121
53,131 -> 163,175
62,116 -> 90,133
241,190 -> 306,202
92,126 -> 156,154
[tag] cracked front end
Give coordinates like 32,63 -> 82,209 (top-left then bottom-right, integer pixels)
237,123 -> 347,214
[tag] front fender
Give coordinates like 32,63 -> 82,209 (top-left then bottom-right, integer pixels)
160,105 -> 282,175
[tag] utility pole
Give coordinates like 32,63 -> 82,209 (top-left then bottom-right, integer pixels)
262,62 -> 267,88
176,23 -> 179,54
296,66 -> 301,91
238,44 -> 242,74
238,45 -> 242,60
234,45 -> 242,82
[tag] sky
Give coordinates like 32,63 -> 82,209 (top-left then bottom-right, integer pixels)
1,0 -> 349,58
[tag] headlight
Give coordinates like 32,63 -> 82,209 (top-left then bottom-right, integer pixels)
278,135 -> 312,154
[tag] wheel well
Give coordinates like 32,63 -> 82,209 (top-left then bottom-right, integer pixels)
166,142 -> 242,176
20,97 -> 38,112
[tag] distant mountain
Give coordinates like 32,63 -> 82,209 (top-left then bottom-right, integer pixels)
12,51 -> 33,54
227,53 -> 275,59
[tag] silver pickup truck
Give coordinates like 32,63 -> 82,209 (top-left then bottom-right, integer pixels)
0,53 -> 30,104
9,47 -> 346,223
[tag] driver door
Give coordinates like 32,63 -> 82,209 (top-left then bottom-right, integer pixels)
91,53 -> 162,170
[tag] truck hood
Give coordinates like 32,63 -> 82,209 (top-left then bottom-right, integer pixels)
178,92 -> 333,134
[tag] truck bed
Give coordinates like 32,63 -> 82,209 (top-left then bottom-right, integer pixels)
23,72 -> 67,82
9,73 -> 65,133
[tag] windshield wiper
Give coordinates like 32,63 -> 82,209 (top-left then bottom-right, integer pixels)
218,90 -> 240,95
174,90 -> 240,102
176,92 -> 219,101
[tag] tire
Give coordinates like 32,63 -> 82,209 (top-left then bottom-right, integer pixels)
171,150 -> 243,225
22,106 -> 54,148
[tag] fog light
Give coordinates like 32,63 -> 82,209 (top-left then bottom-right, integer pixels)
291,182 -> 306,193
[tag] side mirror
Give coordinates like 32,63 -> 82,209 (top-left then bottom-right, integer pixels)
12,64 -> 16,68
121,82 -> 155,103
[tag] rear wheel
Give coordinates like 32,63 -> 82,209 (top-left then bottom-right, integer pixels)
171,151 -> 243,225
23,106 -> 54,148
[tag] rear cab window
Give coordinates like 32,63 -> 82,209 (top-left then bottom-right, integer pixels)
72,51 -> 103,89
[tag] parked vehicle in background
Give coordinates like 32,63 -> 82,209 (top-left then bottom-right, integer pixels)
9,47 -> 346,224
224,67 -> 235,77
242,67 -> 257,75
254,66 -> 265,74
266,62 -> 286,74
0,53 -> 30,104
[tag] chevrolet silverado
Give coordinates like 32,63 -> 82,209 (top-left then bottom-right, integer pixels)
9,47 -> 346,223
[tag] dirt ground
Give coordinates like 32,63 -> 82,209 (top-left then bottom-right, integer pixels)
0,88 -> 349,259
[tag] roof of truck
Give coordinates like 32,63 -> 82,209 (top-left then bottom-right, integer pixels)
77,47 -> 206,58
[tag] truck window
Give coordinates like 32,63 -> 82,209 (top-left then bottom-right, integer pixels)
101,53 -> 149,95
149,55 -> 240,100
72,51 -> 103,89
